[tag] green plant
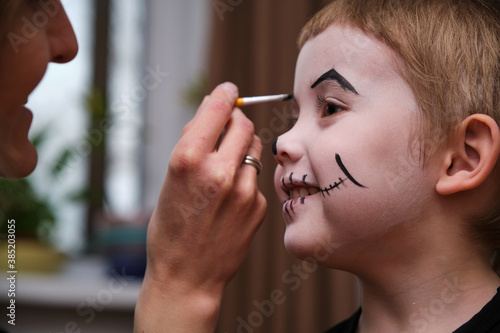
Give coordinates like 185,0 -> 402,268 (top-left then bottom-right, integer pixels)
182,73 -> 209,109
0,177 -> 56,240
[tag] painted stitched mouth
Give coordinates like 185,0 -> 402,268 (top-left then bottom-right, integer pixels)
281,173 -> 321,220
281,173 -> 320,200
280,154 -> 367,221
282,188 -> 320,220
289,186 -> 320,199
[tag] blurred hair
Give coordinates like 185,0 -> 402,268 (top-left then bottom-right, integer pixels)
0,1 -> 23,37
298,0 -> 500,274
0,0 -> 37,40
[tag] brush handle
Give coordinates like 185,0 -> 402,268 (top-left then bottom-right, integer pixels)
235,94 -> 292,107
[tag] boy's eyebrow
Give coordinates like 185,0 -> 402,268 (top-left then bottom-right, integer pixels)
311,68 -> 359,95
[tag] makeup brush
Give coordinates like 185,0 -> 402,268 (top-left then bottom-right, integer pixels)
235,94 -> 293,107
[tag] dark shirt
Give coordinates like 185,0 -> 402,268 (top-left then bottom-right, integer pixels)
325,287 -> 500,333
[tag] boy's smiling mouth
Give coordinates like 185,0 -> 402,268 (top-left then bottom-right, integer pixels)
280,154 -> 367,220
280,173 -> 321,219
289,186 -> 321,199
281,173 -> 321,200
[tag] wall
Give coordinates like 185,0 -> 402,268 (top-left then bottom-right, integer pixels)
141,1 -> 211,209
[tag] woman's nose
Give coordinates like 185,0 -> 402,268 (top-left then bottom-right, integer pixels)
48,4 -> 78,64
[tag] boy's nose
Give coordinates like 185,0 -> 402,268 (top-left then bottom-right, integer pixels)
48,4 -> 78,64
273,133 -> 304,166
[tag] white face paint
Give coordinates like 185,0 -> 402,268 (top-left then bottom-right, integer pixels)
274,24 -> 439,269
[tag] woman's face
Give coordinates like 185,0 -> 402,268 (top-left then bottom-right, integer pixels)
0,0 -> 78,178
274,24 -> 440,270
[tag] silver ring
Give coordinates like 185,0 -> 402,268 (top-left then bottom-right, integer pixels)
242,155 -> 262,175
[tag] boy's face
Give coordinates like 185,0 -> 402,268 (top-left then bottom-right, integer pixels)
274,24 -> 440,267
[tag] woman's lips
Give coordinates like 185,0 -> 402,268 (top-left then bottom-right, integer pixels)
22,105 -> 33,121
15,106 -> 34,134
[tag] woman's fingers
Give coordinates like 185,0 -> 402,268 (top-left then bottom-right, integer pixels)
217,108 -> 255,171
228,134 -> 266,225
180,82 -> 238,153
239,134 -> 263,179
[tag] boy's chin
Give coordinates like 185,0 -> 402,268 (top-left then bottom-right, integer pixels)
285,230 -> 324,260
283,225 -> 344,267
0,144 -> 38,179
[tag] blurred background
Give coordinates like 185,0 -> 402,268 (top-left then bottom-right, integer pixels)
0,0 -> 358,332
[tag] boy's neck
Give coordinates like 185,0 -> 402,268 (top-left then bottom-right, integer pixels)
355,244 -> 500,333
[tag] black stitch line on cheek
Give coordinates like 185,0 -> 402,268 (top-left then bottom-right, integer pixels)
321,177 -> 346,196
301,174 -> 308,184
301,197 -> 306,204
335,154 -> 366,188
290,199 -> 295,215
289,172 -> 295,185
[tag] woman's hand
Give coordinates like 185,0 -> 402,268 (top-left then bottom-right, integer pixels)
134,82 -> 267,332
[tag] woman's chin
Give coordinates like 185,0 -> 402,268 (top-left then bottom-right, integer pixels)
0,143 -> 38,179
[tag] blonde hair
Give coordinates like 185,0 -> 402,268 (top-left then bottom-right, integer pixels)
298,0 -> 500,273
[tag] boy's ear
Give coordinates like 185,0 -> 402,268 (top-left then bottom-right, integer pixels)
436,114 -> 500,195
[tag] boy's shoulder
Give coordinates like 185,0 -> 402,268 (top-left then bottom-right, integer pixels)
323,308 -> 361,333
454,287 -> 500,333
323,288 -> 500,333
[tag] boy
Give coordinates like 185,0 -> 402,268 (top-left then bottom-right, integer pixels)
273,0 -> 500,331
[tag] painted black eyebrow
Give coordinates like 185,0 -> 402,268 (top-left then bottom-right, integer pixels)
311,68 -> 359,95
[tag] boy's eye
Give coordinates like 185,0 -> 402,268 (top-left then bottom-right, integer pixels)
324,103 -> 343,116
316,96 -> 345,117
